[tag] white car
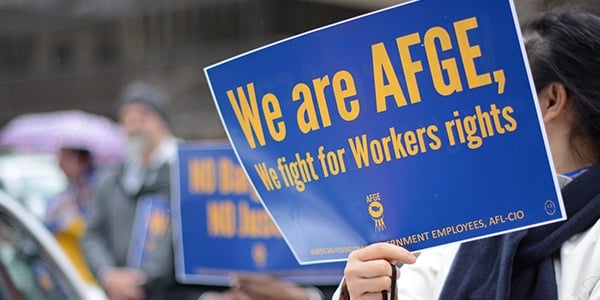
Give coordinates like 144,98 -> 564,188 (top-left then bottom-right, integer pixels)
0,190 -> 107,300
0,152 -> 67,218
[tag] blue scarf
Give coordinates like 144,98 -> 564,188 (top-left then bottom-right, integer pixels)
439,164 -> 600,299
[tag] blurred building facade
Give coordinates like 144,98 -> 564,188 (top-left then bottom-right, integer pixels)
0,0 -> 366,140
0,0 -> 597,139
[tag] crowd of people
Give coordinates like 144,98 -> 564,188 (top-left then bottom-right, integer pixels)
0,4 -> 599,300
37,81 -> 338,300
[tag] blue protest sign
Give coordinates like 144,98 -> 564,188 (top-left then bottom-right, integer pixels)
172,143 -> 345,285
127,195 -> 171,270
204,0 -> 565,264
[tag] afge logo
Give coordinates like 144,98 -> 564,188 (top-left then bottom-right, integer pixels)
252,242 -> 267,268
366,192 -> 386,231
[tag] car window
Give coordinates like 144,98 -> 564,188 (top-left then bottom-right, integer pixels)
0,153 -> 67,219
0,261 -> 23,300
0,211 -> 76,300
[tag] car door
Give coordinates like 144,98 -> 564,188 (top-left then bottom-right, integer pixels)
0,191 -> 99,300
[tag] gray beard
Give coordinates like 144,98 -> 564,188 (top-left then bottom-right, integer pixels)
126,134 -> 150,159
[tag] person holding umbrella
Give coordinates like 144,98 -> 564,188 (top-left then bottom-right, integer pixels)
0,109 -> 126,285
44,147 -> 97,284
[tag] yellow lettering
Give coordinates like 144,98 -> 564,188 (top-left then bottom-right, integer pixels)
502,106 -> 517,132
403,130 -> 418,156
206,200 -> 236,237
454,17 -> 491,89
254,163 -> 281,191
444,104 -> 518,149
188,158 -> 215,194
372,42 -> 408,113
238,201 -> 282,238
424,26 -> 463,96
396,32 -> 423,104
347,134 -> 370,169
332,70 -> 360,121
293,83 -> 321,134
312,75 -> 333,127
226,83 -> 266,149
261,93 -> 286,142
218,157 -> 253,195
427,125 -> 442,150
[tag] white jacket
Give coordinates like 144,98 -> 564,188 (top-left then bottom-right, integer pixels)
333,218 -> 600,299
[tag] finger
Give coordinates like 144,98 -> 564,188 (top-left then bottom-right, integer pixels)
230,273 -> 256,289
231,290 -> 253,300
353,291 -> 394,300
346,275 -> 394,295
345,259 -> 394,278
349,242 -> 416,264
125,268 -> 148,285
235,276 -> 278,297
235,273 -> 274,285
237,282 -> 265,297
125,285 -> 145,300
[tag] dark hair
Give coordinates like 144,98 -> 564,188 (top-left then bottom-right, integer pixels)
522,7 -> 600,164
73,148 -> 92,161
63,148 -> 93,164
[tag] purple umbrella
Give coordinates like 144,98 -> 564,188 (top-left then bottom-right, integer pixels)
0,110 -> 126,165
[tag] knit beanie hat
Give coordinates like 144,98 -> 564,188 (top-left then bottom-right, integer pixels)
115,81 -> 172,129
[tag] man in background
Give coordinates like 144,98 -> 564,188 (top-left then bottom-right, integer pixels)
83,80 -> 336,300
82,81 -> 206,300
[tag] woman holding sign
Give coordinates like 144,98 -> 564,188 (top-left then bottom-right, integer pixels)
336,7 -> 600,300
